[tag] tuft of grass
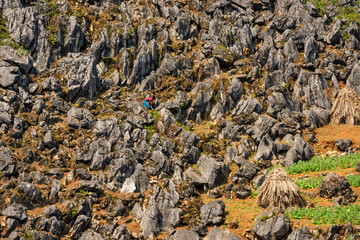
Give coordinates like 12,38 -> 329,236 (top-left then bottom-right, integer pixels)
285,153 -> 360,175
295,176 -> 323,189
286,204 -> 360,225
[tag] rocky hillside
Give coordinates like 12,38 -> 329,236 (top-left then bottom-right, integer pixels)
1,0 -> 360,239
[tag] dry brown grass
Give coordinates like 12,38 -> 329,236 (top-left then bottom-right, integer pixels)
331,87 -> 360,125
257,168 -> 306,210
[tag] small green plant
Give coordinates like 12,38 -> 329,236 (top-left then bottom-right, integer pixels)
295,176 -> 323,189
285,153 -> 360,174
79,189 -> 89,196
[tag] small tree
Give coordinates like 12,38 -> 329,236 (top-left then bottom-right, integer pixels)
257,168 -> 306,210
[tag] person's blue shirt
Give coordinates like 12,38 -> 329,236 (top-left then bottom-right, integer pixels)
144,99 -> 150,109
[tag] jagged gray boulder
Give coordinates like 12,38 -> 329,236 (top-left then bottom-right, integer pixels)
121,164 -> 149,193
169,229 -> 201,240
282,134 -> 314,166
69,215 -> 91,239
0,146 -> 16,177
0,46 -> 32,73
304,37 -> 317,63
283,38 -> 299,63
204,226 -> 242,240
66,107 -> 94,129
197,155 -> 229,189
3,7 -> 37,50
62,54 -> 101,102
2,204 -> 27,221
0,0 -> 28,8
347,63 -> 360,95
325,19 -> 341,45
335,139 -> 352,152
247,115 -> 275,143
64,16 -> 85,54
18,181 -> 44,203
78,229 -> 104,240
253,213 -> 290,240
201,200 -> 225,226
127,40 -> 157,86
0,64 -> 22,88
40,77 -> 61,91
140,182 -> 182,238
234,158 -> 260,181
287,226 -> 314,240
232,97 -> 262,116
318,172 -> 358,204
43,205 -> 62,219
254,134 -> 276,161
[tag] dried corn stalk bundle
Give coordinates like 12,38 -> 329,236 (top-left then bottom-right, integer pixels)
331,87 -> 360,125
256,168 -> 306,210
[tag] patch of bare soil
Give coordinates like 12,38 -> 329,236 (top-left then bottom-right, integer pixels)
313,124 -> 360,153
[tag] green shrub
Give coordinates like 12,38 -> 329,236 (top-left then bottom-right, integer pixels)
285,153 -> 360,175
286,204 -> 360,225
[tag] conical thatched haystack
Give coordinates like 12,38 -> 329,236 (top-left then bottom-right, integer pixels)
331,87 -> 360,125
256,168 -> 306,210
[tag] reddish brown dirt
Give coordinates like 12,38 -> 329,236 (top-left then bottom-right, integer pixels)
200,194 -> 262,238
117,216 -> 141,236
314,124 -> 360,153
27,206 -> 47,217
